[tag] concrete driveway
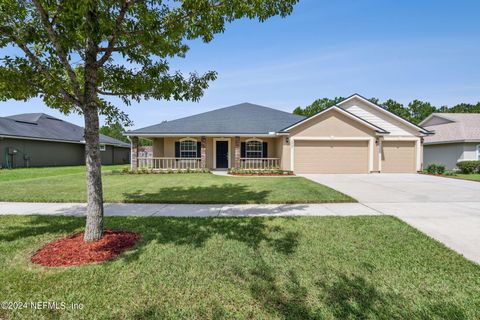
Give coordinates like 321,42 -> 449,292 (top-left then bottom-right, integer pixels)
300,173 -> 480,264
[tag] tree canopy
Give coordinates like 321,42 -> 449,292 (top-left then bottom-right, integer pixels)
293,97 -> 480,123
0,0 -> 298,241
0,0 -> 298,125
99,122 -> 128,142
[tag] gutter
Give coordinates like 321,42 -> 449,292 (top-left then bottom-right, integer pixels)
423,139 -> 480,145
123,133 -> 279,137
0,134 -> 130,148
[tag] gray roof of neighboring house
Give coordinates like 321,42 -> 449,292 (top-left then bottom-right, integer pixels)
0,113 -> 130,148
126,103 -> 305,135
421,113 -> 480,144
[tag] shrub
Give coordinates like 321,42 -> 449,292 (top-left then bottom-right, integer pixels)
456,160 -> 480,174
425,164 -> 445,175
122,168 -> 210,174
227,168 -> 294,175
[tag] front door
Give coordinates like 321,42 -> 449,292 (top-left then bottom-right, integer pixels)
215,140 -> 229,168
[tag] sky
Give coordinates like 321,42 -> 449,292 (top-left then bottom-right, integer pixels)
1,0 -> 480,129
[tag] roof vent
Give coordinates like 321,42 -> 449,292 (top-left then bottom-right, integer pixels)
14,120 -> 38,125
46,116 -> 63,121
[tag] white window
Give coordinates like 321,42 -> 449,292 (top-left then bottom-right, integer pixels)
246,139 -> 263,158
99,144 -> 106,152
180,139 -> 197,158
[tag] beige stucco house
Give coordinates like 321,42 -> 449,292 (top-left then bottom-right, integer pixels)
420,113 -> 480,170
125,94 -> 431,173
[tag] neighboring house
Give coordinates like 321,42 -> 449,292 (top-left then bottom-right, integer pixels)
126,94 -> 431,174
0,113 -> 130,168
139,146 -> 153,158
420,113 -> 480,170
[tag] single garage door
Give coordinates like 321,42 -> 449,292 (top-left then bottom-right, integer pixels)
294,140 -> 369,173
381,141 -> 416,173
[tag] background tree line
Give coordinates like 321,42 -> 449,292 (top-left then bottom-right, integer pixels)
102,95 -> 480,142
99,123 -> 151,146
293,96 -> 480,124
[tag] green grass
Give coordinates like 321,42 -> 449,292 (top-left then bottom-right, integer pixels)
0,166 -> 353,203
1,215 -> 479,319
0,165 -> 127,182
450,173 -> 480,182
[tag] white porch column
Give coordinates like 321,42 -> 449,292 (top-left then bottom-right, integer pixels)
368,138 -> 374,172
290,138 -> 295,171
130,136 -> 139,171
200,136 -> 206,169
378,137 -> 383,172
416,138 -> 422,172
234,136 -> 241,168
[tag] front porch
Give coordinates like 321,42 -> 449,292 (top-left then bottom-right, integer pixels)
130,136 -> 284,171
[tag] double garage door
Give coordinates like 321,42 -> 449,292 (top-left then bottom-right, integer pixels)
294,140 -> 416,174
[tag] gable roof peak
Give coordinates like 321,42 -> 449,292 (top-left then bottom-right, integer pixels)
337,93 -> 431,134
4,112 -> 62,124
280,104 -> 389,133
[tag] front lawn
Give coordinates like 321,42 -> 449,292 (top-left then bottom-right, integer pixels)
1,215 -> 479,319
450,173 -> 480,182
0,165 -> 127,182
0,167 -> 353,203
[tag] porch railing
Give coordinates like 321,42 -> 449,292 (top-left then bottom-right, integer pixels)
240,158 -> 280,170
137,157 -> 202,170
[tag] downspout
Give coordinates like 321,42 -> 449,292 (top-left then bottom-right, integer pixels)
127,136 -> 133,170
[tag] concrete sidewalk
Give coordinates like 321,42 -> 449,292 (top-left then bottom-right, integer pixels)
0,202 -> 380,217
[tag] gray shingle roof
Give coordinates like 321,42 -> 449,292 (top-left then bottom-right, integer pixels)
422,113 -> 480,144
0,113 -> 130,148
126,103 -> 305,135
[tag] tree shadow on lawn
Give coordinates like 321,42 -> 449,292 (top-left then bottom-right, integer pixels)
248,262 -> 470,320
121,183 -> 271,204
0,215 -> 84,242
0,215 -> 300,257
1,216 -> 470,319
116,216 -> 300,261
317,272 -> 469,320
245,257 -> 393,319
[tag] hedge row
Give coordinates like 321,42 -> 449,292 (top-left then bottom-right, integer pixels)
456,160 -> 480,174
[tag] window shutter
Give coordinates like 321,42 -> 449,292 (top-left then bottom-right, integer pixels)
262,142 -> 268,158
175,142 -> 180,157
241,142 -> 246,158
196,142 -> 201,158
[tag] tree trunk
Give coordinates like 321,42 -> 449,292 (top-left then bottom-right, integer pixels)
83,2 -> 103,242
83,105 -> 104,242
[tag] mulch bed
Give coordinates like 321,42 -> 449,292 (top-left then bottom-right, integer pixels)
31,230 -> 140,267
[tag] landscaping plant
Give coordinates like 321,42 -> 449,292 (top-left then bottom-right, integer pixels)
228,168 -> 294,176
456,161 -> 480,174
425,163 -> 446,175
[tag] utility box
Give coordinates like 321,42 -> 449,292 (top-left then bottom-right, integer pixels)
7,147 -> 18,155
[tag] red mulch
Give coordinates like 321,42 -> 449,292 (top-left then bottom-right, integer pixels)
31,230 -> 140,267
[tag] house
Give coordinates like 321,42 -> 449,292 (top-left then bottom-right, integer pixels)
139,146 -> 153,158
125,94 -> 431,174
419,113 -> 480,170
0,113 -> 130,168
